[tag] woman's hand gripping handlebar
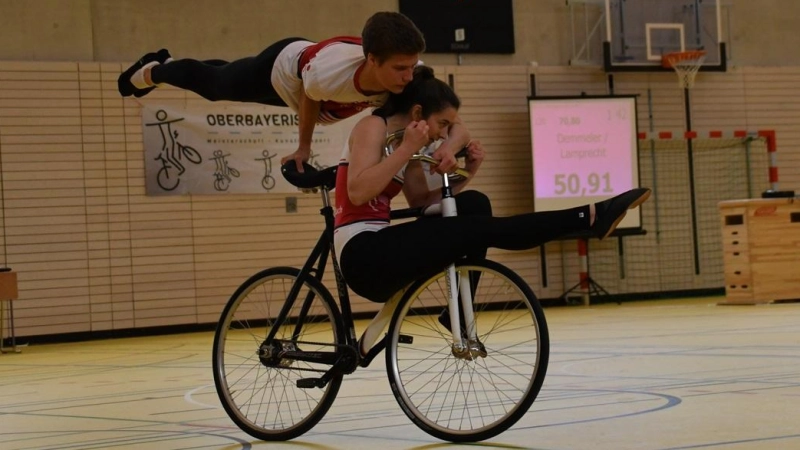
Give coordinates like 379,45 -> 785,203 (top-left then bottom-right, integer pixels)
384,129 -> 472,182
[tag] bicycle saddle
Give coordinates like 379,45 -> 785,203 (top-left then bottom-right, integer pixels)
281,161 -> 338,191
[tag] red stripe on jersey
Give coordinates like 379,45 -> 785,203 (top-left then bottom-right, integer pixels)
318,100 -> 372,123
298,36 -> 362,71
298,36 -> 372,123
334,163 -> 403,228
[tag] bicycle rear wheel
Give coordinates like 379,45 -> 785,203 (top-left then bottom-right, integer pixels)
213,266 -> 344,441
385,259 -> 549,442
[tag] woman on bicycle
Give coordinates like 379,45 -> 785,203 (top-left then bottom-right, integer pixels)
334,65 -> 651,303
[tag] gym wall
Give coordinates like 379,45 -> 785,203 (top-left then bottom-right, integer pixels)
0,0 -> 798,339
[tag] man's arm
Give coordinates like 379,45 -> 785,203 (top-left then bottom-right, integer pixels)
449,139 -> 484,194
281,88 -> 321,172
430,121 -> 471,174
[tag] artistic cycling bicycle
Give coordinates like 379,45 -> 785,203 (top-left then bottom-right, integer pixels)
212,132 -> 550,442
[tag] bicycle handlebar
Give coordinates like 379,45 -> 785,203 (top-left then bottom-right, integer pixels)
385,130 -> 471,181
282,130 -> 471,192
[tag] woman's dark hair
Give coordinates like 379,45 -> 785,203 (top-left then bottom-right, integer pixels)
362,12 -> 426,62
373,66 -> 461,119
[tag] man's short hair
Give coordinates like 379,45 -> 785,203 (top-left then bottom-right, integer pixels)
362,12 -> 426,62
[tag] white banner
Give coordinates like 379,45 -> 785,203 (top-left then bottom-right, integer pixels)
142,103 -> 366,195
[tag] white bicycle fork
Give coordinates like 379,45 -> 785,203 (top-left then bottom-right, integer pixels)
440,178 -> 481,359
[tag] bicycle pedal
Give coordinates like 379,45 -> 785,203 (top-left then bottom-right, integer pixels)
296,377 -> 324,389
398,334 -> 413,344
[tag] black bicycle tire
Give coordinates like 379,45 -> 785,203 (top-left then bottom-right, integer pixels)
212,266 -> 345,441
385,258 -> 550,442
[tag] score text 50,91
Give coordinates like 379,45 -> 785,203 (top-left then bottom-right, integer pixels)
554,172 -> 613,196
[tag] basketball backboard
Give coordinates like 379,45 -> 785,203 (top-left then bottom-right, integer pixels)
603,0 -> 727,72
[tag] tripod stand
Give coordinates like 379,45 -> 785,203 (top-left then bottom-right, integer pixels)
559,237 -> 613,306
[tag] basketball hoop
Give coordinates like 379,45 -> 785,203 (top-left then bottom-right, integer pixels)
662,50 -> 707,89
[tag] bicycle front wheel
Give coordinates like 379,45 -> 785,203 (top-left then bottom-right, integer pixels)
213,266 -> 344,441
385,259 -> 549,442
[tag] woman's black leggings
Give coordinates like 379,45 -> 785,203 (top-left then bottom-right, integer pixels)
149,37 -> 306,105
339,190 -> 591,303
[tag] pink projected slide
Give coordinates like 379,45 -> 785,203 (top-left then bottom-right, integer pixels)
530,97 -> 636,200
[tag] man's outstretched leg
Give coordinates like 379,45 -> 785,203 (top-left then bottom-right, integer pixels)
117,37 -> 305,105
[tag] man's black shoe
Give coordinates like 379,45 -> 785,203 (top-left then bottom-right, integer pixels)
118,48 -> 171,98
132,49 -> 172,98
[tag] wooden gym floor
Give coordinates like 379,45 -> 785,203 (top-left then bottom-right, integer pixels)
2,297 -> 800,450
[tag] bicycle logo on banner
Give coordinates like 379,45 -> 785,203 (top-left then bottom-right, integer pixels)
211,150 -> 240,191
256,150 -> 278,191
146,109 -> 203,191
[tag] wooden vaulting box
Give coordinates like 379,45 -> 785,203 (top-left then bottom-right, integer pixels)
719,198 -> 800,304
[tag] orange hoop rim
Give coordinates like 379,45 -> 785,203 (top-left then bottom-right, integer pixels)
661,50 -> 707,69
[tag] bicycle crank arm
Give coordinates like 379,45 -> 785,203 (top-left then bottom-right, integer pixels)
296,377 -> 329,389
296,351 -> 359,389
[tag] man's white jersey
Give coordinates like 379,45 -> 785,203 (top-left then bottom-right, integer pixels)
271,37 -> 389,124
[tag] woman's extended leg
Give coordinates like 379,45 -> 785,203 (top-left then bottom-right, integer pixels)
449,190 -> 493,261
341,188 -> 650,302
342,205 -> 590,302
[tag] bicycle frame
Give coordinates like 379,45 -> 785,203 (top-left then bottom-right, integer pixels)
269,145 -> 484,382
262,186 -> 361,370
